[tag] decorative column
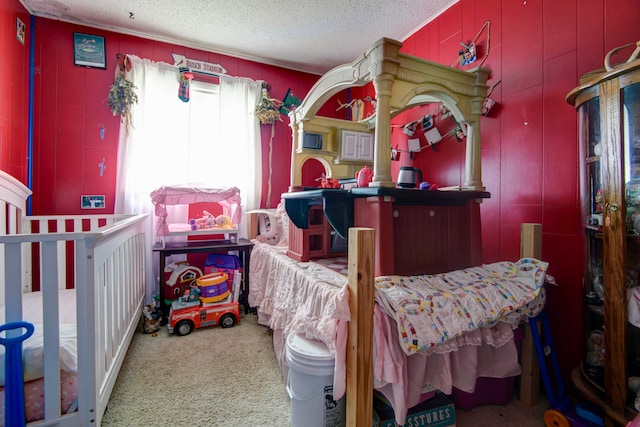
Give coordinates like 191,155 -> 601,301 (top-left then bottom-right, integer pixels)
370,73 -> 395,188
463,120 -> 484,190
288,120 -> 303,192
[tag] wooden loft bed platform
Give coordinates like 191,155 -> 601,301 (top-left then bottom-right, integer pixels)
288,37 -> 491,191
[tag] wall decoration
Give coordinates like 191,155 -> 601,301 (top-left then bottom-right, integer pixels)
16,18 -> 25,45
482,98 -> 496,117
178,67 -> 194,102
439,104 -> 451,119
391,145 -> 400,161
403,121 -> 418,136
421,114 -> 433,130
171,53 -> 227,76
107,54 -> 138,133
454,20 -> 491,69
459,42 -> 477,66
482,80 -> 501,116
255,83 -> 282,125
98,157 -> 107,177
363,95 -> 377,111
452,124 -> 467,142
279,89 -> 302,116
408,138 -> 421,153
424,127 -> 443,147
81,195 -> 105,209
336,98 -> 365,121
255,82 -> 283,208
74,33 -> 106,68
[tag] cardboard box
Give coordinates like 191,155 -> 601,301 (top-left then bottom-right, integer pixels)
373,392 -> 455,427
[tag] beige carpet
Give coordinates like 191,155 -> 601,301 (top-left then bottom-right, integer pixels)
103,312 -> 549,426
102,313 -> 291,426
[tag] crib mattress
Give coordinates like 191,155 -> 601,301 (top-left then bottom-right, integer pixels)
0,289 -> 77,325
0,289 -> 79,425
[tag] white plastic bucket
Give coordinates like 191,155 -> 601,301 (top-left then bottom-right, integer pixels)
285,333 -> 345,427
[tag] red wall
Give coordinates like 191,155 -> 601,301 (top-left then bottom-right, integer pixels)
393,0 -> 640,382
0,0 -> 30,184
27,18 -> 320,214
4,0 -> 640,394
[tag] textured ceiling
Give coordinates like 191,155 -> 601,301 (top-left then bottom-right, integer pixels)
19,0 -> 457,75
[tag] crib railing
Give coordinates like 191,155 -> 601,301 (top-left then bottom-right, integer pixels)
0,213 -> 148,425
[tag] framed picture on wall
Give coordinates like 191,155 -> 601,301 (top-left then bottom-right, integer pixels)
73,33 -> 106,68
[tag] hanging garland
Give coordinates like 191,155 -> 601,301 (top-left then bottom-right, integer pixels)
107,54 -> 138,133
255,83 -> 282,125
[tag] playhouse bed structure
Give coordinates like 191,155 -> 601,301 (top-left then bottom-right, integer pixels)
249,205 -> 548,425
249,38 -> 547,425
0,170 -> 148,426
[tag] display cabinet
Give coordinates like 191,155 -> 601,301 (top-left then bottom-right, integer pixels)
567,58 -> 640,425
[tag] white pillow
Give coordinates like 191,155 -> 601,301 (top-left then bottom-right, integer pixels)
0,323 -> 77,386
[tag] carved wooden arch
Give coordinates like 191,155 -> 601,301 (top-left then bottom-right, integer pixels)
289,38 -> 490,190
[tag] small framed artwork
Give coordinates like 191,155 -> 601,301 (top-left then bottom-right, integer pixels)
81,195 -> 105,209
73,33 -> 106,68
16,18 -> 25,45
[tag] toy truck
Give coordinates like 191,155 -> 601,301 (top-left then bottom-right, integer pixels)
167,271 -> 241,336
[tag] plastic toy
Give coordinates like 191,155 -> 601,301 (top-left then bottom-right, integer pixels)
164,261 -> 203,302
316,173 -> 340,189
0,321 -> 34,427
189,210 -> 216,230
167,271 -> 241,336
356,165 -> 373,187
529,312 -> 604,427
197,271 -> 231,303
141,304 -> 163,334
167,294 -> 240,336
181,282 -> 201,303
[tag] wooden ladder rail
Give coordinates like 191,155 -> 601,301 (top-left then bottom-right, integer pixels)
346,227 -> 375,426
519,223 -> 543,405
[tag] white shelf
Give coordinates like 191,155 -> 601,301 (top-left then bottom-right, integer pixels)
159,223 -> 238,247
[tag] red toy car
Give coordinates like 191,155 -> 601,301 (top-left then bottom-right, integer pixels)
167,295 -> 240,336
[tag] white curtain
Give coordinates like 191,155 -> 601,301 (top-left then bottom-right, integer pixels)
114,55 -> 262,302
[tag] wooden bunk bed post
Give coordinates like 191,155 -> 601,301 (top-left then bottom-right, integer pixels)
346,227 -> 375,426
519,223 -> 542,405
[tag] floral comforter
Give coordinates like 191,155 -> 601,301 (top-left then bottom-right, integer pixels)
374,258 -> 549,355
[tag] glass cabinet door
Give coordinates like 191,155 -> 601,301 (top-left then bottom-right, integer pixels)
580,93 -> 606,389
624,80 -> 640,412
573,69 -> 640,423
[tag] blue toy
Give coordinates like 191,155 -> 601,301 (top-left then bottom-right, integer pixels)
0,321 -> 35,427
529,312 -> 604,427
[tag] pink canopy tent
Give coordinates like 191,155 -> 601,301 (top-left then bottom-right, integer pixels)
150,185 -> 242,236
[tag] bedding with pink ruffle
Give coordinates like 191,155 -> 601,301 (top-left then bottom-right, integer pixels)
249,235 -> 550,425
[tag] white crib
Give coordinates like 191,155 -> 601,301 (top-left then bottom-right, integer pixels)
0,170 -> 148,426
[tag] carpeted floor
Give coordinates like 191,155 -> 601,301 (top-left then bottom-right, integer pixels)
102,312 -> 548,426
102,312 -> 290,426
